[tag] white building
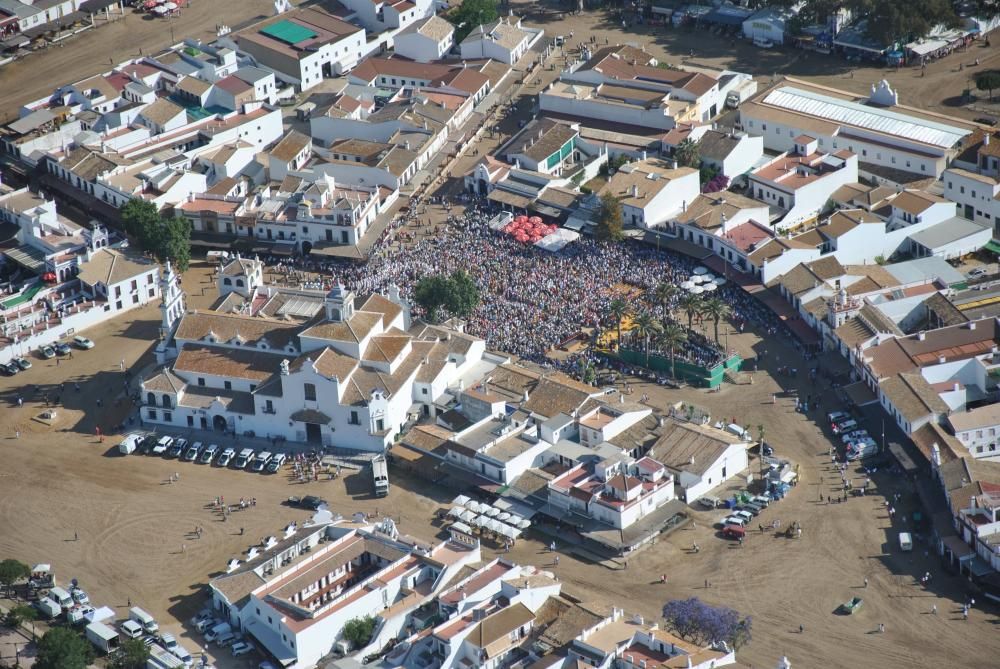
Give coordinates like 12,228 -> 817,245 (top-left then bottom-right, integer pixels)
949,405 -> 1000,460
742,5 -> 800,45
697,129 -> 764,180
648,419 -> 751,503
740,79 -> 977,183
232,7 -> 366,91
77,247 -> 161,315
601,158 -> 700,229
459,15 -> 541,65
392,15 -> 454,62
748,135 -> 858,230
143,278 -> 497,451
538,80 -> 682,131
209,518 -> 482,669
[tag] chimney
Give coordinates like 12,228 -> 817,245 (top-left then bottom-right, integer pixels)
917,331 -> 926,341
938,355 -> 946,364
670,159 -> 678,169
522,389 -> 529,402
953,382 -> 960,392
632,184 -> 640,198
986,134 -> 991,146
968,321 -> 977,330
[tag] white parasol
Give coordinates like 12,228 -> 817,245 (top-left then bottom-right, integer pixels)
713,277 -> 728,285
694,266 -> 708,275
497,512 -> 511,521
701,273 -> 716,282
162,1 -> 177,9
690,285 -> 705,294
453,494 -> 470,506
485,506 -> 501,517
680,281 -> 695,290
465,499 -> 482,513
702,282 -> 717,292
448,507 -> 464,519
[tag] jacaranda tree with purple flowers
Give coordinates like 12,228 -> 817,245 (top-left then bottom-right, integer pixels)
662,597 -> 752,650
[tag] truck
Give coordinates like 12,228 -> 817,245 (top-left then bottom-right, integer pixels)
85,621 -> 120,654
899,532 -> 913,551
372,454 -> 389,497
34,598 -> 61,619
47,586 -> 73,610
148,645 -> 186,669
847,440 -> 878,461
130,606 -> 159,634
725,79 -> 758,108
118,433 -> 144,455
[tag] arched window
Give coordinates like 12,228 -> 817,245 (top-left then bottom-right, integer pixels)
162,394 -> 172,409
236,279 -> 244,287
304,383 -> 317,401
147,392 -> 156,406
223,278 -> 232,286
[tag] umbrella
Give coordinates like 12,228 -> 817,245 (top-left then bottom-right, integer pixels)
497,512 -> 511,521
694,266 -> 708,275
152,5 -> 167,13
448,507 -> 464,519
701,273 -> 716,282
474,514 -> 492,527
465,499 -> 482,512
702,282 -> 717,291
453,494 -> 470,506
713,277 -> 727,285
458,509 -> 475,523
690,285 -> 705,294
680,281 -> 694,290
485,518 -> 503,533
485,506 -> 500,517
162,1 -> 177,8
495,524 -> 514,538
509,527 -> 523,538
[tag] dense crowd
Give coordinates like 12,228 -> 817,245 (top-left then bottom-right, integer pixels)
317,202 -> 797,365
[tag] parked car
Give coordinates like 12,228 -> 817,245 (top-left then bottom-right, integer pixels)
165,438 -> 186,459
841,429 -> 869,444
266,453 -> 286,473
761,443 -> 774,457
723,515 -> 747,527
73,336 -> 94,349
152,436 -> 173,455
751,495 -> 771,508
232,448 -> 255,469
198,444 -> 219,464
231,642 -> 253,657
827,411 -> 850,427
721,524 -> 746,540
288,495 -> 328,510
250,452 -> 272,473
832,419 -> 858,435
71,588 -> 89,605
158,633 -> 178,652
216,447 -> 236,467
1,361 -> 19,375
969,266 -> 990,278
15,357 -> 31,370
54,342 -> 72,356
732,508 -> 756,521
39,346 -> 56,359
183,442 -> 203,461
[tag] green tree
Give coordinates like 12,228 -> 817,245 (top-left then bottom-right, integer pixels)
699,297 -> 731,345
445,270 -> 480,319
108,639 -> 150,669
976,71 -> 1000,102
674,138 -> 700,169
656,323 -> 688,380
4,604 -> 36,629
679,293 -> 703,331
341,615 -> 377,648
653,282 -> 678,317
35,627 -> 92,669
632,311 -> 661,367
413,275 -> 452,323
447,0 -> 498,43
596,193 -> 624,242
607,298 -> 631,350
155,216 -> 192,271
119,198 -> 160,245
0,560 -> 29,598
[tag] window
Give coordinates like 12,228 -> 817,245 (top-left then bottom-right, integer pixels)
961,186 -> 966,194
376,418 -> 384,432
250,384 -> 257,393
198,377 -> 205,386
163,411 -> 172,422
350,410 -> 359,425
224,381 -> 232,390
304,383 -> 317,401
148,409 -> 157,419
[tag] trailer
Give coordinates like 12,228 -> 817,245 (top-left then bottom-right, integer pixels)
372,454 -> 389,497
85,621 -> 120,654
148,645 -> 185,669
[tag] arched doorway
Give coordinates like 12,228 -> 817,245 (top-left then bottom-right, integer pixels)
213,415 -> 228,431
301,241 -> 313,255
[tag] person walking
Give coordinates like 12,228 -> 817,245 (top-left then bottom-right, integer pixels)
864,577 -> 869,588
878,623 -> 885,633
799,624 -> 804,634
931,604 -> 937,615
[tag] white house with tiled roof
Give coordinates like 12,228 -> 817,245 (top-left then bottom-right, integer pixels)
143,278 -> 497,450
76,247 -> 161,314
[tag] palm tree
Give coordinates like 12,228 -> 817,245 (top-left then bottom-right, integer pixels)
653,282 -> 679,317
700,297 -> 731,345
632,311 -> 661,367
679,293 -> 703,331
607,298 -> 631,350
656,323 -> 688,380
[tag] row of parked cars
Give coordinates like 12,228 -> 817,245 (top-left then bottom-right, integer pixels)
120,432 -> 288,473
718,494 -> 774,538
0,336 -> 94,375
191,609 -> 254,658
828,411 -> 878,460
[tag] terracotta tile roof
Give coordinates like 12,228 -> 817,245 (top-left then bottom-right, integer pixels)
175,344 -> 277,381
175,310 -> 301,349
879,372 -> 949,426
300,310 -> 383,344
890,190 -> 947,216
290,346 -> 357,380
270,130 -> 311,163
77,248 -> 156,287
359,293 -> 403,326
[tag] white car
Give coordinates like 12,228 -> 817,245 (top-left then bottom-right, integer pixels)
73,335 -> 94,349
969,267 -> 990,278
231,642 -> 253,657
841,430 -> 869,444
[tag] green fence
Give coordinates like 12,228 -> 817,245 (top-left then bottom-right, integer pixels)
615,348 -> 742,388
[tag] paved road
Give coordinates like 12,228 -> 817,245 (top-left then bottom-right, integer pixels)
0,0 -> 274,118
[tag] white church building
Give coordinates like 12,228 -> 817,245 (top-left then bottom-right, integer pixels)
141,255 -> 498,451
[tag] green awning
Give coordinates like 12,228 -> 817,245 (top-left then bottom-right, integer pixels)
260,20 -> 316,45
984,240 -> 1000,254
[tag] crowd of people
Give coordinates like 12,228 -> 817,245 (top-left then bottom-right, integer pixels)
313,201 -> 799,366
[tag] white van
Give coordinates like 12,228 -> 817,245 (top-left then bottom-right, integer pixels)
120,620 -> 144,639
129,606 -> 158,634
899,532 -> 913,552
171,645 -> 193,668
118,433 -> 144,455
48,586 -> 73,610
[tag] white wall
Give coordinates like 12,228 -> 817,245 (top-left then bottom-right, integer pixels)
538,92 -> 675,130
